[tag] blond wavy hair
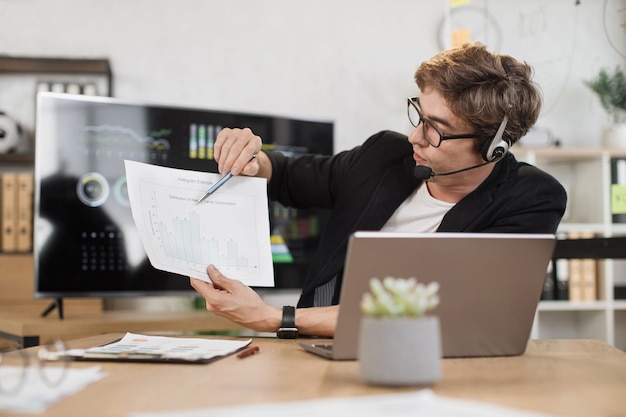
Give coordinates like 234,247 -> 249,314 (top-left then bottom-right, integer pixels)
414,42 -> 542,151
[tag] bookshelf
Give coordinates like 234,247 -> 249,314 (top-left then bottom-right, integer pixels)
0,56 -> 112,320
514,147 -> 626,351
0,56 -> 112,93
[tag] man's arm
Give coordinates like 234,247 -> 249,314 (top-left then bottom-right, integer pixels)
190,266 -> 338,337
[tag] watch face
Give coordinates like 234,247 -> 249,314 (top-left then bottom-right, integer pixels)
277,328 -> 298,339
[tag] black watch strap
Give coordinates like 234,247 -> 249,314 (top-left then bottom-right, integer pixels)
277,305 -> 298,339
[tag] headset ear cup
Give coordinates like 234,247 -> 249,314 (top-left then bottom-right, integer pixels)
482,114 -> 510,161
481,138 -> 509,162
492,139 -> 509,161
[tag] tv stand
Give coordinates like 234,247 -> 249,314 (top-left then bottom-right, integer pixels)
41,298 -> 64,319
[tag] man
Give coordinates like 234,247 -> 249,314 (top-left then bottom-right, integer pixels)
190,42 -> 567,338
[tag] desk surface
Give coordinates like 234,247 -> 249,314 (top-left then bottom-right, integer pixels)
6,335 -> 626,417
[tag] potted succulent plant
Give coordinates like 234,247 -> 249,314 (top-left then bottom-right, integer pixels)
358,276 -> 442,386
585,66 -> 626,148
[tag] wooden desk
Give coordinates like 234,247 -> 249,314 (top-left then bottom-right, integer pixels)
0,311 -> 244,347
5,335 -> 626,417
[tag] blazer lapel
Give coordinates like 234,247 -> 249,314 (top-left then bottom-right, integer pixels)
438,154 -> 512,232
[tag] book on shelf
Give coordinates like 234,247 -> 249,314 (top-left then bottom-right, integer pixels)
1,172 -> 18,252
595,260 -> 606,302
611,158 -> 626,224
0,171 -> 34,253
568,257 -> 583,302
16,172 -> 33,252
566,231 -> 599,302
581,257 -> 597,301
580,232 -> 599,302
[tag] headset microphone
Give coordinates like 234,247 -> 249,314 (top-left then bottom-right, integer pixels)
413,165 -> 435,179
413,161 -> 491,179
413,147 -> 505,180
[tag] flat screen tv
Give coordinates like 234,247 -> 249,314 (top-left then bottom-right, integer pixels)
34,93 -> 333,309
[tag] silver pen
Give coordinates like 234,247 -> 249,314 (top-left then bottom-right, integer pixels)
196,153 -> 258,204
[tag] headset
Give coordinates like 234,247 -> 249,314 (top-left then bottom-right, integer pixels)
481,60 -> 515,162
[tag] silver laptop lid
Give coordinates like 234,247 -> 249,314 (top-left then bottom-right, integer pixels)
332,232 -> 556,359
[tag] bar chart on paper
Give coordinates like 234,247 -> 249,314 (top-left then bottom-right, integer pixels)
141,181 -> 268,283
157,211 -> 251,268
124,160 -> 274,287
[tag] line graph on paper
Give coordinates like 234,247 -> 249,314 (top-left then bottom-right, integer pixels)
139,179 -> 262,282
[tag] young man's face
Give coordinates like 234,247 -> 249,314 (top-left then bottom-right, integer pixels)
408,88 -> 485,182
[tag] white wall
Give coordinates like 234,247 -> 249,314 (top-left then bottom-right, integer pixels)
461,0 -> 626,147
0,0 -> 443,152
1,0 -> 624,150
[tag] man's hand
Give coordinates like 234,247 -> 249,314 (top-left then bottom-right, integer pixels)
190,265 -> 281,332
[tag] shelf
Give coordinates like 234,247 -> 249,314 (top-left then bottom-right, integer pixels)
608,224 -> 626,236
0,56 -> 110,75
558,223 -> 606,234
514,146 -> 626,162
538,300 -> 608,312
0,55 -> 113,95
614,300 -> 626,310
0,153 -> 35,164
525,148 -> 626,349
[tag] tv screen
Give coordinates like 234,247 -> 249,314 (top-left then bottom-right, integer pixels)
34,93 -> 333,298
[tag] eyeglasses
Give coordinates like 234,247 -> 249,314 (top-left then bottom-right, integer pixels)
0,340 -> 69,395
407,97 -> 481,148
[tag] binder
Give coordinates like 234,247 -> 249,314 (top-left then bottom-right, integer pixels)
16,172 -> 34,252
611,158 -> 626,224
596,260 -> 606,301
567,231 -> 597,302
568,258 -> 583,302
579,232 -> 598,301
567,231 -> 583,302
580,232 -> 597,301
1,172 -> 18,252
581,258 -> 597,301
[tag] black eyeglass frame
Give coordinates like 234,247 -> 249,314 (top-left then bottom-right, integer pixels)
407,97 -> 482,148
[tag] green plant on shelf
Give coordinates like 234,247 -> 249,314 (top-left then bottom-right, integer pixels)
585,66 -> 626,124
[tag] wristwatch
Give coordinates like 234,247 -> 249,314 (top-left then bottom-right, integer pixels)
277,305 -> 298,339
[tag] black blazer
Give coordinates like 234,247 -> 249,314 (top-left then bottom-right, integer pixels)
266,130 -> 567,307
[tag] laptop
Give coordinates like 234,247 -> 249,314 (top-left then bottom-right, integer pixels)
299,232 -> 556,359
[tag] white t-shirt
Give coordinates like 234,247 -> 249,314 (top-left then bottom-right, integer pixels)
315,183 -> 455,307
380,183 -> 454,233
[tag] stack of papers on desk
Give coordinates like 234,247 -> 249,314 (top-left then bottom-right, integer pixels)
66,333 -> 252,364
0,366 -> 106,414
129,390 -> 556,417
